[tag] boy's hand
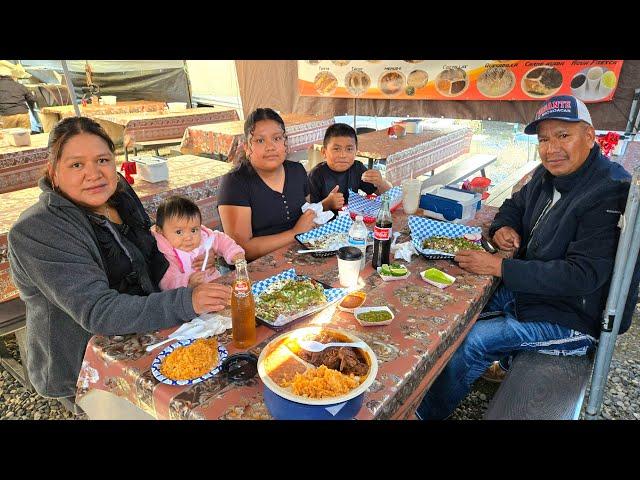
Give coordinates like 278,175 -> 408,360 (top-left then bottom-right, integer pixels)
362,169 -> 392,193
323,185 -> 345,211
188,271 -> 207,288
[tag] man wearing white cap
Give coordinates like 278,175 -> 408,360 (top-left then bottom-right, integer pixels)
417,95 -> 632,420
0,64 -> 36,130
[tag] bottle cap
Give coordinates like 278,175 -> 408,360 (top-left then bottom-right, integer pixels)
338,246 -> 363,261
356,215 -> 364,222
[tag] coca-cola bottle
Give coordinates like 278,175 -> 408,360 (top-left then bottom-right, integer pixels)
231,259 -> 256,349
372,194 -> 392,269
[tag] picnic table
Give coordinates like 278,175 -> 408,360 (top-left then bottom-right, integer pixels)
75,204 -> 506,420
38,100 -> 167,133
0,134 -> 50,194
179,114 -> 334,162
355,126 -> 473,186
93,107 -> 239,148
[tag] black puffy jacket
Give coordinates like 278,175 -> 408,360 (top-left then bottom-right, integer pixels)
490,145 -> 632,338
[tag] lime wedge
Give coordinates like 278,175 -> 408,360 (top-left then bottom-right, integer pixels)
389,266 -> 408,276
422,268 -> 454,285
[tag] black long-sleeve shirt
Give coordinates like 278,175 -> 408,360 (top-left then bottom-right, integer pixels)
0,76 -> 36,116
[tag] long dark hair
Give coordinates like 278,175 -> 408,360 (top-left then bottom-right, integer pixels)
236,107 -> 288,169
44,116 -> 116,185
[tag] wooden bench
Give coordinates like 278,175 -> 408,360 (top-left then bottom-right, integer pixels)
124,138 -> 183,161
484,351 -> 594,419
0,297 -> 31,391
486,160 -> 539,207
420,154 -> 497,190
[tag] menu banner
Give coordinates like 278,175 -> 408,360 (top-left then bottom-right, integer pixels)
298,60 -> 624,103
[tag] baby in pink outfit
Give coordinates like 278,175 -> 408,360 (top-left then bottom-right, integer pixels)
151,195 -> 245,290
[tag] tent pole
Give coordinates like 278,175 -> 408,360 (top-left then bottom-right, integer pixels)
353,98 -> 357,130
61,60 -> 81,117
585,165 -> 640,418
183,60 -> 193,108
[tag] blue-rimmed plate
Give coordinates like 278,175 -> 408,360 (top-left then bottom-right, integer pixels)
151,338 -> 228,386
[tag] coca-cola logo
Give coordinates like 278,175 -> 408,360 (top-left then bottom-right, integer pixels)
234,281 -> 249,293
374,226 -> 392,241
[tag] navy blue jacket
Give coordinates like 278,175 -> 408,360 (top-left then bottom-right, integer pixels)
489,145 -> 631,337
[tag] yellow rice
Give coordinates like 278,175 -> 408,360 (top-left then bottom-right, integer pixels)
160,338 -> 219,381
281,365 -> 361,398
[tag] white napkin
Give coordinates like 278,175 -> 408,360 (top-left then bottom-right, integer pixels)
173,313 -> 232,338
393,241 -> 418,262
302,202 -> 335,225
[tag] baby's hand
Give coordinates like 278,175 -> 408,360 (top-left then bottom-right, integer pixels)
188,271 -> 207,288
231,253 -> 246,264
192,252 -> 217,271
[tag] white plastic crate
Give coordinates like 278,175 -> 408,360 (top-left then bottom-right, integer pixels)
132,156 -> 169,183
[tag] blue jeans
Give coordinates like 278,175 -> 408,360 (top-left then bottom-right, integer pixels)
416,285 -> 597,420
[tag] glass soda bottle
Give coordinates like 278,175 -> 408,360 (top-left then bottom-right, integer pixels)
348,215 -> 368,270
372,194 -> 392,269
231,259 -> 256,349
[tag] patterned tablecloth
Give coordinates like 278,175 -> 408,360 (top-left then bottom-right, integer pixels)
179,114 -> 334,162
94,107 -> 239,147
0,155 -> 232,303
75,205 -> 505,420
356,126 -> 473,186
0,134 -> 50,194
39,101 -> 167,133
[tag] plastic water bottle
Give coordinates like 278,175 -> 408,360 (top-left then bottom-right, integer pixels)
348,215 -> 368,270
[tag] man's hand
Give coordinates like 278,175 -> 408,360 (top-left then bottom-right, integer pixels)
191,283 -> 232,314
454,250 -> 503,277
493,226 -> 521,251
323,185 -> 344,211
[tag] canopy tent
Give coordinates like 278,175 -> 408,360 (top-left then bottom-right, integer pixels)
12,60 -> 639,132
19,60 -> 191,105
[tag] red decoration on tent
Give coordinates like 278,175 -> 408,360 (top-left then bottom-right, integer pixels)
596,132 -> 620,157
120,161 -> 137,184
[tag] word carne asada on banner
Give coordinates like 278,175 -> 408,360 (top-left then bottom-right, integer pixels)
298,60 -> 623,103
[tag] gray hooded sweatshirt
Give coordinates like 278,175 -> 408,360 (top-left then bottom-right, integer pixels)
7,179 -> 196,398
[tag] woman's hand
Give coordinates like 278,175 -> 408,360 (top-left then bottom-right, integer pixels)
493,226 -> 521,251
191,283 -> 232,314
192,251 -> 217,271
292,210 -> 317,234
188,271 -> 206,288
